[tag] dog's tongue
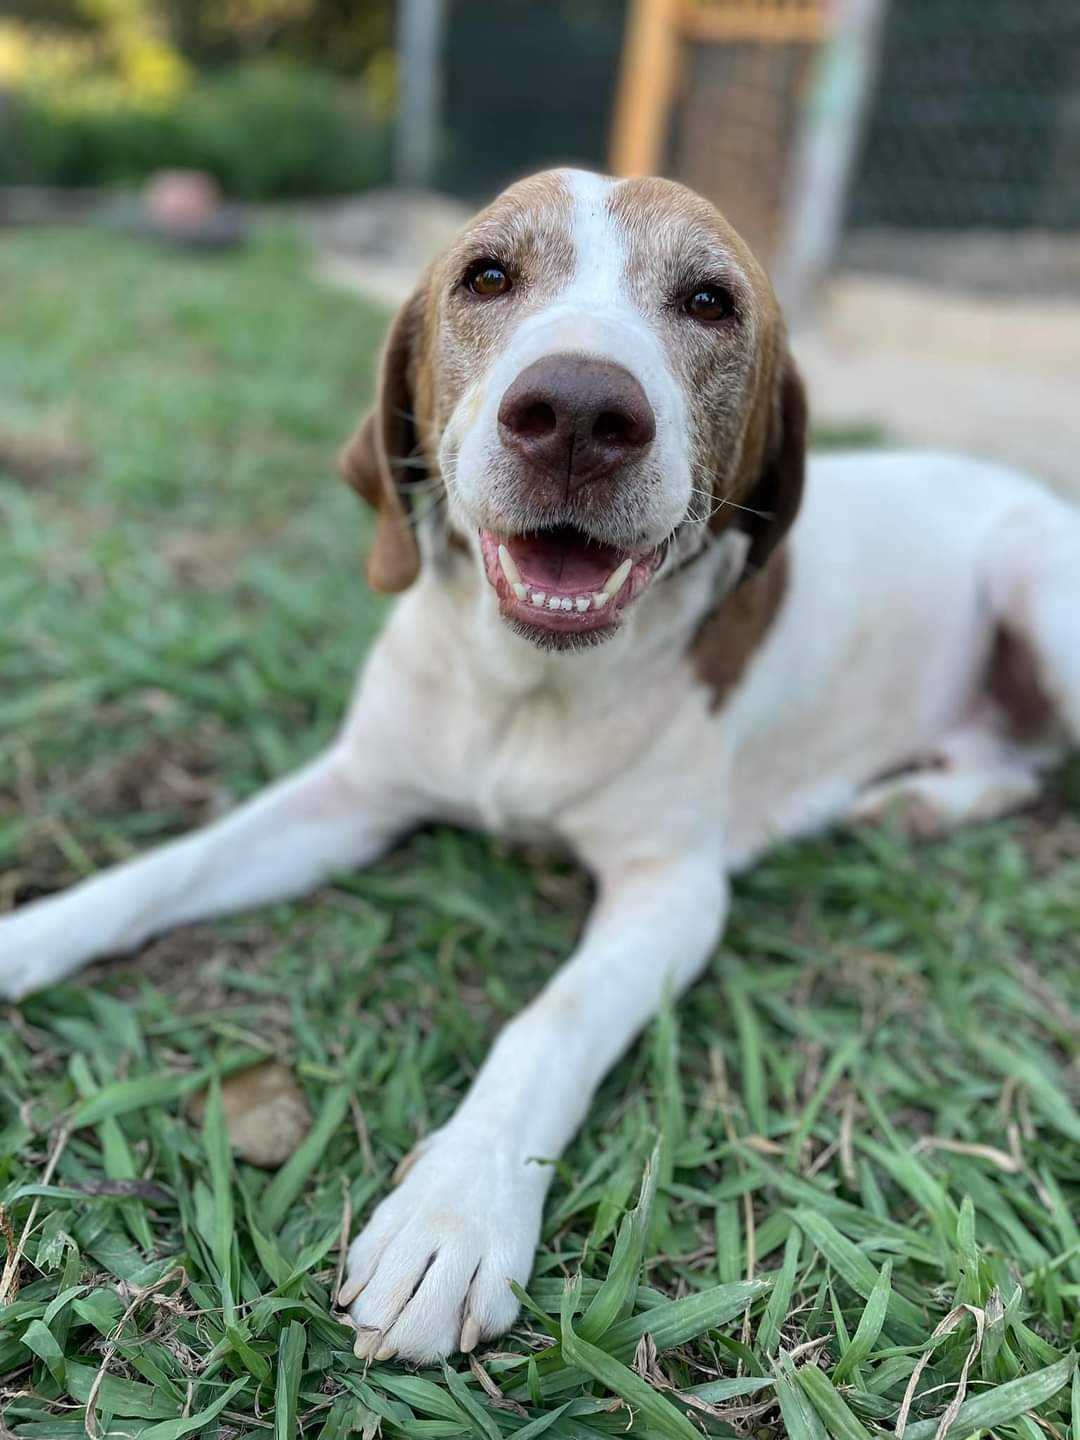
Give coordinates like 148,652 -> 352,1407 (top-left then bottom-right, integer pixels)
505,529 -> 626,591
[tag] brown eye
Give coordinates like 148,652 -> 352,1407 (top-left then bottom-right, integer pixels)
684,285 -> 736,324
465,261 -> 511,297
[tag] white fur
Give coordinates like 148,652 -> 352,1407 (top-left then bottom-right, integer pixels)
3,182 -> 1080,1366
446,171 -> 694,548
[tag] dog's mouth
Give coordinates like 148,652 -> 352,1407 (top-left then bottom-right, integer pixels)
480,525 -> 662,640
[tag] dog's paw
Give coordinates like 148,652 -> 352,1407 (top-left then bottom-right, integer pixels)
337,1125 -> 546,1363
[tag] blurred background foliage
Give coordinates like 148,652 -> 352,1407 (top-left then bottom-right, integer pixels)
0,0 -> 394,196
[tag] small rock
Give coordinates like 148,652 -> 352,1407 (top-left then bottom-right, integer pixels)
138,168 -> 248,251
189,1061 -> 311,1169
145,170 -> 223,229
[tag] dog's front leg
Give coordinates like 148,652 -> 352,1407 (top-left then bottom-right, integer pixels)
0,743 -> 412,1000
340,847 -> 727,1363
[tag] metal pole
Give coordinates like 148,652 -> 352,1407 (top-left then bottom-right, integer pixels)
774,0 -> 890,321
394,0 -> 447,189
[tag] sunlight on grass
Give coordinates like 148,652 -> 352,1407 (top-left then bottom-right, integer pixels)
1,227 -> 1078,1439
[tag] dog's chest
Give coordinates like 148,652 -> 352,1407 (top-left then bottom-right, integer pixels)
431,681 -> 662,837
360,591 -> 703,840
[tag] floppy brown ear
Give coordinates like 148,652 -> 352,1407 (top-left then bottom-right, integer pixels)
737,355 -> 808,572
339,287 -> 429,593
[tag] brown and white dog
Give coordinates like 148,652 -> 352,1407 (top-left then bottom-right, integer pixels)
3,169 -> 1079,1362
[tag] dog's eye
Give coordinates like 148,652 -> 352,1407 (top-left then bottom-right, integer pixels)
465,261 -> 512,298
683,285 -> 736,324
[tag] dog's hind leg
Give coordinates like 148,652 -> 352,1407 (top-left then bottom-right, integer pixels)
849,721 -> 1047,838
850,756 -> 1042,839
986,489 -> 1080,746
0,743 -> 411,1000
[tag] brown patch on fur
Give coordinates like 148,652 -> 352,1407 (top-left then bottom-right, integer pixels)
988,625 -> 1056,741
341,172 -> 578,592
608,175 -> 806,567
738,357 -> 808,571
691,548 -> 789,708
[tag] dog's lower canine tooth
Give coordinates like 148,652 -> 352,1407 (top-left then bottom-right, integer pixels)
603,558 -> 633,598
592,592 -> 610,609
497,544 -> 522,587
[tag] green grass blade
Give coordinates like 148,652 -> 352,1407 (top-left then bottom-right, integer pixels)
833,1260 -> 892,1384
139,1377 -> 250,1439
793,1210 -> 924,1333
260,1082 -> 350,1230
601,1277 -> 773,1354
579,1140 -> 660,1343
774,1352 -> 830,1440
757,1224 -> 802,1356
274,1319 -> 307,1440
901,1352 -> 1076,1440
559,1278 -> 701,1440
202,1078 -> 237,1327
726,978 -> 767,1135
795,1363 -> 873,1440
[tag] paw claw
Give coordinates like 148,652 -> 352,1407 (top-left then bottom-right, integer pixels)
338,1275 -> 366,1308
339,1127 -> 543,1363
353,1327 -> 382,1361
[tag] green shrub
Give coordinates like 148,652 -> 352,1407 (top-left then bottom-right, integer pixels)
1,62 -> 390,197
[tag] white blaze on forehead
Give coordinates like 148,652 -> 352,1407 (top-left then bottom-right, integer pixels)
442,166 -> 695,543
562,169 -> 623,308
491,169 -> 681,428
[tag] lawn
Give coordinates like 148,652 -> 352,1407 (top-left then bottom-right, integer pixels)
1,225 -> 1078,1440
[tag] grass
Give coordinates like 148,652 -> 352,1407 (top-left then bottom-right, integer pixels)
1,225 -> 1078,1440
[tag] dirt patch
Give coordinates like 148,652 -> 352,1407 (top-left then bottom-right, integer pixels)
794,273 -> 1080,498
0,724 -> 232,908
160,527 -> 258,590
81,920 -> 293,1022
0,426 -> 93,486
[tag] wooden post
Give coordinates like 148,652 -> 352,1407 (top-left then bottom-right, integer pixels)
773,0 -> 890,318
394,0 -> 447,189
609,0 -> 682,176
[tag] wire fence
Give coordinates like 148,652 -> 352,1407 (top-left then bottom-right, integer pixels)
841,0 -> 1080,297
653,0 -> 1080,295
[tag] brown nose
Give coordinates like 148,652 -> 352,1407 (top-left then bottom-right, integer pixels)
497,355 -> 655,489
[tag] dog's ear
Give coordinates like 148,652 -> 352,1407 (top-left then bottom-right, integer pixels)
339,285 -> 429,593
724,352 -> 808,573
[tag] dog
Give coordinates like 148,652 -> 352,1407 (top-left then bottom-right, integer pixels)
3,169 -> 1079,1364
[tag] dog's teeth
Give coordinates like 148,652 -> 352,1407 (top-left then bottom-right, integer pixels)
497,544 -> 522,587
560,596 -> 574,611
548,595 -> 562,611
575,595 -> 590,612
603,558 -> 633,598
592,592 -> 610,609
512,583 -> 528,600
530,591 -> 546,606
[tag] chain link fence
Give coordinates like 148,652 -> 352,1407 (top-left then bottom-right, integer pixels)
841,0 -> 1080,298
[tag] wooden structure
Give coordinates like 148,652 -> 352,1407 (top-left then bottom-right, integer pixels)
610,0 -> 830,259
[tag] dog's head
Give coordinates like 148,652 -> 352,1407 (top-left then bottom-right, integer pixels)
341,169 -> 806,648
